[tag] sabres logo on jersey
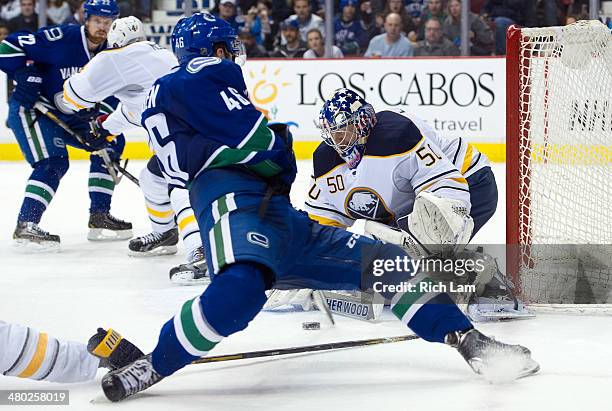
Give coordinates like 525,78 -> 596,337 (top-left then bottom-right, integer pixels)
344,188 -> 394,223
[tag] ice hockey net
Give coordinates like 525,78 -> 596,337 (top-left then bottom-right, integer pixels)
506,21 -> 612,306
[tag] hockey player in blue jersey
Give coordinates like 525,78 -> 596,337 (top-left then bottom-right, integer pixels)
100,13 -> 539,401
0,0 -> 132,250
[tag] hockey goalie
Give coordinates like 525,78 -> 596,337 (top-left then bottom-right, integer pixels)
266,88 -> 529,322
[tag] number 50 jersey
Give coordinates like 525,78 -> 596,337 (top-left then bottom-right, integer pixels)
141,57 -> 296,191
304,110 -> 490,228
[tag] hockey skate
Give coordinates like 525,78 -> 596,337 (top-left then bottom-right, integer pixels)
169,246 -> 209,285
87,328 -> 144,371
446,328 -> 540,381
88,212 -> 133,241
101,353 -> 163,402
13,221 -> 60,252
466,255 -> 534,322
128,228 -> 178,257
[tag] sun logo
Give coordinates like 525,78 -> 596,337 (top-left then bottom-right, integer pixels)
247,65 -> 290,117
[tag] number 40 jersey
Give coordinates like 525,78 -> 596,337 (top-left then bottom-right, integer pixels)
304,110 -> 490,228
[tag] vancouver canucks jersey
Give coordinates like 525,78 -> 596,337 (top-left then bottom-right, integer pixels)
304,110 -> 490,227
0,25 -> 104,113
141,57 -> 296,191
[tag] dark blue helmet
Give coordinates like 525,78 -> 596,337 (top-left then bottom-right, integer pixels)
84,0 -> 119,20
171,12 -> 245,65
318,88 -> 377,168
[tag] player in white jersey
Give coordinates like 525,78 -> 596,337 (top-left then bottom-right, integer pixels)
0,322 -> 142,383
268,88 -> 527,320
62,17 -> 206,284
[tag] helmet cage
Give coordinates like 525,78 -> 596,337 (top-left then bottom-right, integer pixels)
318,100 -> 376,158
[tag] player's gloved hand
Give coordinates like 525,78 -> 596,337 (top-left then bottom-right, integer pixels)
74,107 -> 100,122
93,114 -> 114,140
82,128 -> 111,152
12,66 -> 43,110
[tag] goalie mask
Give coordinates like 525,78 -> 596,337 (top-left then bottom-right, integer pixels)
318,88 -> 377,169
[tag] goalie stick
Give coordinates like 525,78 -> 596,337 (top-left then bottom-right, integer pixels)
191,334 -> 419,365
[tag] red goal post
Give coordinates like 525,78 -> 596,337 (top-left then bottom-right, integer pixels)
505,21 -> 612,307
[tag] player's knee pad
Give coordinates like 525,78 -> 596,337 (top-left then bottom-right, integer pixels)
146,155 -> 164,178
199,262 -> 269,337
139,165 -> 170,205
33,156 -> 70,181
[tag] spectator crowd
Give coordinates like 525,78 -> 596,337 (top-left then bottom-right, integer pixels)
0,0 -> 601,57
0,0 -> 152,43
211,0 -> 599,58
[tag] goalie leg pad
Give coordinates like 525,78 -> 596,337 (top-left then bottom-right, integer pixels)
406,192 -> 474,254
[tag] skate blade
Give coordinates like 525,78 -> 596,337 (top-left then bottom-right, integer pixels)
128,245 -> 178,257
468,309 -> 536,322
471,356 -> 540,382
170,272 -> 210,286
13,239 -> 60,253
88,229 -> 133,242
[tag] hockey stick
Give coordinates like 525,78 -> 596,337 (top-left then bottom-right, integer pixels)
33,102 -> 122,184
191,334 -> 419,365
312,290 -> 336,326
115,159 -> 140,187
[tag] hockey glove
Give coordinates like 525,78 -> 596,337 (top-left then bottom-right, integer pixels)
12,66 -> 43,110
93,114 -> 114,140
74,107 -> 100,122
82,129 -> 110,151
82,115 -> 114,152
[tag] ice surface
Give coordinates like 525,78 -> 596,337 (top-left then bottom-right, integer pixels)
0,161 -> 610,410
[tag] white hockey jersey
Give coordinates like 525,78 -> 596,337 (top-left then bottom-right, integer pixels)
0,321 -> 98,383
62,41 -> 177,135
304,110 -> 490,227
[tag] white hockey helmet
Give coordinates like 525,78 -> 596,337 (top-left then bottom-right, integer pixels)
107,16 -> 146,48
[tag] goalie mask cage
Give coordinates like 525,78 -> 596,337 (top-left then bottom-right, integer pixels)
506,21 -> 612,307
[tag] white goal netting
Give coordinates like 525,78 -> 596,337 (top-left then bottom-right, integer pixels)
513,21 -> 612,304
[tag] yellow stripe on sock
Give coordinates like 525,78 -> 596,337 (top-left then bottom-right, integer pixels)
146,206 -> 174,219
178,214 -> 197,232
18,333 -> 48,378
91,329 -> 123,358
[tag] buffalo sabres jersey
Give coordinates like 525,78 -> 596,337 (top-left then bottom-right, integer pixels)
63,41 -> 178,135
141,57 -> 296,191
0,25 -> 105,114
304,110 -> 489,227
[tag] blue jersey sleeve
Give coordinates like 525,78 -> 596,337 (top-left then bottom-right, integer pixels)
142,58 -> 296,189
0,26 -> 71,76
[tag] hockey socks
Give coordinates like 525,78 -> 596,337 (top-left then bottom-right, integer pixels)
151,263 -> 268,376
390,273 -> 472,343
18,157 -> 68,224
